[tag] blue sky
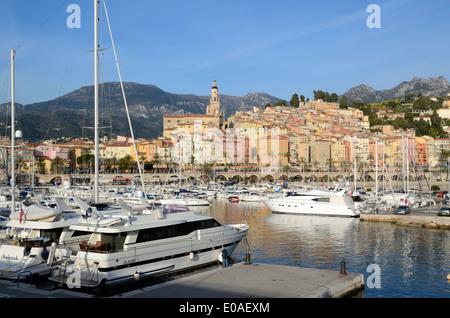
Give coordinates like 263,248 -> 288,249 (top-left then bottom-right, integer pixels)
0,0 -> 450,105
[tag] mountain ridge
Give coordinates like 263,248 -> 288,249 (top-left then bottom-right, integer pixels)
0,82 -> 281,142
342,76 -> 450,103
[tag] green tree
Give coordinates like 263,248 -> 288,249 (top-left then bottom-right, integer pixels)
300,95 -> 305,103
290,94 -> 299,107
330,93 -> 338,103
413,96 -> 431,111
103,157 -> 117,173
35,157 -> 46,174
339,95 -> 348,108
118,155 -> 133,173
274,100 -> 287,106
313,90 -> 325,101
51,156 -> 65,174
404,94 -> 415,101
77,153 -> 95,173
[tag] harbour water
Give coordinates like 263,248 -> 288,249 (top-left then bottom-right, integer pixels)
198,199 -> 450,298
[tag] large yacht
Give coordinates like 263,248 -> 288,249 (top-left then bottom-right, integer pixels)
49,203 -> 248,288
263,188 -> 359,217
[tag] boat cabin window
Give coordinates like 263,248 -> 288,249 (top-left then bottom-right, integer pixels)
99,233 -> 127,252
71,230 -> 92,237
40,228 -> 63,242
136,219 -> 222,244
312,198 -> 330,203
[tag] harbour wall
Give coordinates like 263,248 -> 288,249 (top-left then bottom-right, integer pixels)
360,214 -> 450,230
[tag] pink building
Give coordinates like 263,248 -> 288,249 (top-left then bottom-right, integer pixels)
34,144 -> 70,160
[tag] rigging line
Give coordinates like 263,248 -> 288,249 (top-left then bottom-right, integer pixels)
0,65 -> 10,99
102,0 -> 146,197
15,0 -> 71,51
4,70 -> 11,139
0,65 -> 10,137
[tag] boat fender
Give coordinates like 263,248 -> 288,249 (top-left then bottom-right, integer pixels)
41,245 -> 49,261
189,252 -> 195,260
133,271 -> 140,281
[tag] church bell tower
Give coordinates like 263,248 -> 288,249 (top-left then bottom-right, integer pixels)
206,80 -> 220,116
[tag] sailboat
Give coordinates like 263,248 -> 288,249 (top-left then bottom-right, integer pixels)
49,0 -> 248,289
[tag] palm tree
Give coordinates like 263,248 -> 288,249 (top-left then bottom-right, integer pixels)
282,164 -> 290,182
118,155 -> 133,173
36,157 -> 46,174
299,157 -> 306,172
14,156 -> 28,175
51,156 -> 65,174
103,157 -> 117,173
150,153 -> 161,172
77,152 -> 95,173
313,160 -> 320,172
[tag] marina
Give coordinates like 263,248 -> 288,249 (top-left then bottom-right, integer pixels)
0,189 -> 449,298
1,0 -> 450,302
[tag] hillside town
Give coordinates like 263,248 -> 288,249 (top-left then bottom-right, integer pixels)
2,80 -> 450,183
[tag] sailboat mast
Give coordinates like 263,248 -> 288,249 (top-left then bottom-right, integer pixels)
94,0 -> 99,204
10,49 -> 15,214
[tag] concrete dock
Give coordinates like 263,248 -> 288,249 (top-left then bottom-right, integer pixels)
360,213 -> 450,229
0,263 -> 364,298
117,263 -> 364,298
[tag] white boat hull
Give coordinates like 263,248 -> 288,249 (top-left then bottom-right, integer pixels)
159,198 -> 210,206
263,194 -> 359,217
50,224 -> 248,287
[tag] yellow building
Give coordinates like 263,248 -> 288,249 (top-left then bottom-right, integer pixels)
163,80 -> 225,138
102,141 -> 134,160
259,134 -> 289,167
331,139 -> 345,169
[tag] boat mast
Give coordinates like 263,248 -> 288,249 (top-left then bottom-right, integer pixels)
93,0 -> 99,204
10,49 -> 15,214
375,138 -> 378,203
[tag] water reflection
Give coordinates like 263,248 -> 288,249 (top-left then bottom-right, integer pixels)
201,199 -> 450,297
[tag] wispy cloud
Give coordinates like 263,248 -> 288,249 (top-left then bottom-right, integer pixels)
189,0 -> 414,72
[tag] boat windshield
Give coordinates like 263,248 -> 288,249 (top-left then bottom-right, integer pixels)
162,204 -> 190,214
40,228 -> 63,241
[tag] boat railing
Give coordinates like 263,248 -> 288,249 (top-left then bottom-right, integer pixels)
69,227 -> 243,254
16,271 -> 33,287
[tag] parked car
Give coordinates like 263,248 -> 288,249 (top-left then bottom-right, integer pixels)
437,207 -> 450,217
395,205 -> 411,215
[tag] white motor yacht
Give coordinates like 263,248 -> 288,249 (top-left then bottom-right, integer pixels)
239,192 -> 262,202
49,203 -> 249,288
263,189 -> 359,217
159,195 -> 210,206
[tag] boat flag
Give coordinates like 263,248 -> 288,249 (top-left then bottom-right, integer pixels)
19,205 -> 25,224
